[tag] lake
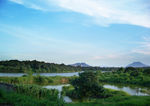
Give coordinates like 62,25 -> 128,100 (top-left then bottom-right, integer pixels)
0,72 -> 81,77
0,71 -> 110,77
103,84 -> 149,96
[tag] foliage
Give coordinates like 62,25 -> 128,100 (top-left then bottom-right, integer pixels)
82,67 -> 120,72
69,71 -> 109,99
0,88 -> 64,106
64,96 -> 150,106
62,86 -> 129,102
0,60 -> 122,73
99,67 -> 150,87
105,88 -> 130,97
15,84 -> 59,99
143,68 -> 150,75
0,75 -> 72,85
0,60 -> 81,73
140,89 -> 150,95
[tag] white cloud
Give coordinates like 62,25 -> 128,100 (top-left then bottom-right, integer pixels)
93,55 -> 120,60
92,52 -> 133,60
9,0 -> 23,4
90,52 -> 134,67
9,0 -> 150,28
132,36 -> 150,55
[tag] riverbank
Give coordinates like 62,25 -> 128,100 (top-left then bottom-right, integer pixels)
64,96 -> 150,106
1,82 -> 150,106
0,75 -> 77,85
0,83 -> 64,106
60,84 -> 150,105
1,81 -> 150,105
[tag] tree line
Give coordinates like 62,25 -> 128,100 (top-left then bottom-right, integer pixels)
0,60 -> 120,73
0,60 -> 81,73
99,67 -> 150,87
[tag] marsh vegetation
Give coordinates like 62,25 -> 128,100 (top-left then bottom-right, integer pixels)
0,65 -> 150,105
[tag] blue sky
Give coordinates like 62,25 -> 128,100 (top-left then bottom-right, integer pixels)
0,0 -> 150,66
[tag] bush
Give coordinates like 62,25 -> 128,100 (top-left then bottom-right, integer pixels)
70,71 -> 108,99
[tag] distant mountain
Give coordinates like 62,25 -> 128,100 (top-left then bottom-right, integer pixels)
70,63 -> 90,67
127,62 -> 149,68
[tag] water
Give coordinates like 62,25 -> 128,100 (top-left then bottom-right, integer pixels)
44,84 -> 70,94
0,71 -> 112,77
44,83 -> 149,103
44,84 -> 72,103
103,84 -> 149,96
34,72 -> 80,77
63,96 -> 72,103
0,72 -> 81,77
0,73 -> 25,77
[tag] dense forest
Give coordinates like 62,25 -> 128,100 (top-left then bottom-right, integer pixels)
0,60 -> 119,73
0,60 -> 82,73
82,67 -> 120,72
99,67 -> 150,87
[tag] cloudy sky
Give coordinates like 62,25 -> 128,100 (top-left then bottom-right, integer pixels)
0,0 -> 150,66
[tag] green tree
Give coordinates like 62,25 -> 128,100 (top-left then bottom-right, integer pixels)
71,71 -> 107,99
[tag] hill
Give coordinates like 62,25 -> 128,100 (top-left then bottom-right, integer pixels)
70,62 -> 90,67
127,62 -> 149,68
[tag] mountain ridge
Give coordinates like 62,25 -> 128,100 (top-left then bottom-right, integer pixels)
70,62 -> 91,67
127,62 -> 149,67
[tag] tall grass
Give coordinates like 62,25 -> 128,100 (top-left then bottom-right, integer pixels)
0,88 -> 64,106
15,84 -> 59,100
0,75 -> 72,85
64,96 -> 150,106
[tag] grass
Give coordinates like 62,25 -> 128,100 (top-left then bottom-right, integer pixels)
1,71 -> 150,106
105,88 -> 130,97
1,85 -> 149,106
64,96 -> 150,106
0,76 -> 76,85
1,83 -> 150,106
140,88 -> 150,95
15,84 -> 59,99
0,88 -> 64,106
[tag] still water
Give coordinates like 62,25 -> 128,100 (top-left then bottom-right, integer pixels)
0,72 -> 80,77
103,84 -> 149,96
44,84 -> 72,103
0,71 -> 110,77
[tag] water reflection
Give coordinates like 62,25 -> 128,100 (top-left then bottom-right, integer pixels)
0,71 -> 109,77
0,72 -> 81,77
44,84 -> 72,103
103,84 -> 149,96
44,83 -> 149,103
